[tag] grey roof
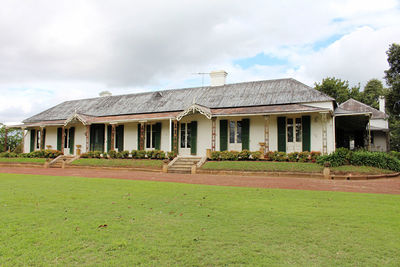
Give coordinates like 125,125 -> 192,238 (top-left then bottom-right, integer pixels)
336,99 -> 388,119
24,78 -> 334,123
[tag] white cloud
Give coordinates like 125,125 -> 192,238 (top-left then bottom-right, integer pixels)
0,0 -> 399,124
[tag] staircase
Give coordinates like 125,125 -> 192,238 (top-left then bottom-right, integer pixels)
48,155 -> 77,168
167,156 -> 202,174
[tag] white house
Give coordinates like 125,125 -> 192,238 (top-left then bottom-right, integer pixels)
11,71 -> 388,156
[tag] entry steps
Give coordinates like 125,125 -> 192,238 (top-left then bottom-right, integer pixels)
48,155 -> 77,168
167,157 -> 202,174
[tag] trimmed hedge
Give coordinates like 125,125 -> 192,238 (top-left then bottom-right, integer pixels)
317,148 -> 400,172
80,150 -> 167,160
0,150 -> 62,159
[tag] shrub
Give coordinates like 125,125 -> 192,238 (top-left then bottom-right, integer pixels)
298,151 -> 310,163
220,151 -> 237,161
287,152 -> 299,162
116,152 -> 124,159
108,150 -> 117,159
121,150 -> 130,159
389,151 -> 400,160
210,151 -> 220,161
265,151 -> 275,161
167,151 -> 177,160
273,151 -> 287,162
239,150 -> 251,160
93,151 -> 102,159
310,151 -> 321,162
349,151 -> 400,172
250,151 -> 262,160
317,148 -> 351,167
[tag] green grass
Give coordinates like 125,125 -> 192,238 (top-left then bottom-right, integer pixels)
1,173 -> 399,266
202,161 -> 324,172
202,161 -> 395,174
71,158 -> 163,168
0,157 -> 46,163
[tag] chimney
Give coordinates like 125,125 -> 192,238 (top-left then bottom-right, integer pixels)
210,70 -> 228,87
379,96 -> 385,113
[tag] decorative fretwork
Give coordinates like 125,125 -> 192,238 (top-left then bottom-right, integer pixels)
176,104 -> 212,121
211,117 -> 216,151
64,112 -> 88,126
111,124 -> 116,151
61,126 -> 65,154
264,115 -> 270,152
85,125 -> 90,153
140,122 -> 145,151
173,120 -> 178,153
321,113 -> 328,155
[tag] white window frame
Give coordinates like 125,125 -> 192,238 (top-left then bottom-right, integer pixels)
229,120 -> 242,144
180,122 -> 191,149
145,124 -> 156,149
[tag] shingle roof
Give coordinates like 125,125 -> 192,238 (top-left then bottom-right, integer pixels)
24,78 -> 333,123
336,99 -> 388,119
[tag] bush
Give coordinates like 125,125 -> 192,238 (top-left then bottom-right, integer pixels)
108,150 -> 117,159
167,151 -> 177,160
220,151 -> 239,161
210,151 -> 220,161
0,150 -> 62,159
265,151 -> 275,161
298,151 -> 310,163
250,151 -> 262,160
239,150 -> 251,160
121,150 -> 130,159
273,151 -> 287,162
287,152 -> 299,162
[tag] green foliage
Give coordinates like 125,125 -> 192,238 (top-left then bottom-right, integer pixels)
108,150 -> 117,159
71,158 -> 163,168
167,151 -> 176,160
0,124 -> 23,153
80,151 -> 102,159
384,43 -> 400,115
208,150 -> 264,161
317,148 -> 400,171
238,150 -> 251,160
0,149 -> 62,159
361,79 -> 385,109
314,77 -> 361,104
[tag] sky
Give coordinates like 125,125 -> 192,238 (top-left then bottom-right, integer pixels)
0,0 -> 399,124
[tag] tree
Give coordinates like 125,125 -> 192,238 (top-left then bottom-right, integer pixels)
360,79 -> 385,110
385,43 -> 400,115
384,43 -> 400,151
314,77 -> 361,104
0,124 -> 23,153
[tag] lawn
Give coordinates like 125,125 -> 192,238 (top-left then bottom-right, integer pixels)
0,157 -> 46,163
71,158 -> 163,168
1,174 -> 399,266
202,161 -> 394,174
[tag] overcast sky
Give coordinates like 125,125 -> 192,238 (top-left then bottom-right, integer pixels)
1,0 -> 399,124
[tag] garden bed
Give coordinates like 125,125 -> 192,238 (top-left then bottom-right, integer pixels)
0,157 -> 46,164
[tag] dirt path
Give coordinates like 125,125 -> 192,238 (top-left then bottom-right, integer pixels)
1,167 -> 400,195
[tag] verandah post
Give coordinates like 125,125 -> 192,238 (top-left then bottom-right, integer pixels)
140,122 -> 145,150
111,123 -> 116,151
85,125 -> 90,153
61,126 -> 65,154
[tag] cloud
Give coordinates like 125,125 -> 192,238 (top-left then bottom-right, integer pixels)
0,0 -> 399,124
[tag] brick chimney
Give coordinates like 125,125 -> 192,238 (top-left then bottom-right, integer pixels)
379,96 -> 385,113
210,70 -> 228,87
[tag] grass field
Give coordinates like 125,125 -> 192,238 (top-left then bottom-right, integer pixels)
0,157 -> 46,163
1,173 -> 399,266
202,161 -> 394,174
71,158 -> 163,168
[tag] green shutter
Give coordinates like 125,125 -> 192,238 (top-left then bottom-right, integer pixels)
107,125 -> 112,152
154,122 -> 162,150
42,129 -> 46,149
220,120 -> 228,151
57,128 -> 62,151
116,125 -> 124,151
277,117 -> 286,152
190,121 -> 197,155
302,116 -> 311,152
241,118 -> 250,150
30,129 -> 36,152
69,127 -> 75,154
137,124 -> 141,150
90,124 -> 105,152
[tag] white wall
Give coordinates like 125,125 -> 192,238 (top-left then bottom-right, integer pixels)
124,123 -> 137,152
305,101 -> 335,111
44,127 -> 58,150
371,131 -> 388,152
370,118 -> 389,129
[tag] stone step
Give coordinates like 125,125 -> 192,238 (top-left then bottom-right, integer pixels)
168,166 -> 192,171
167,169 -> 191,174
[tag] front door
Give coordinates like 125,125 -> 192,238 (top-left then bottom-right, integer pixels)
286,117 -> 302,153
90,124 -> 105,152
179,123 -> 191,155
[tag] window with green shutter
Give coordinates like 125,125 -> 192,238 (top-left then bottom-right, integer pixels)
220,120 -> 228,151
277,117 -> 286,152
57,128 -> 62,151
137,124 -> 141,150
241,118 -> 250,150
107,125 -> 112,152
116,125 -> 124,151
302,115 -> 311,152
190,121 -> 197,155
30,129 -> 36,152
90,124 -> 105,152
69,127 -> 75,154
154,122 -> 162,150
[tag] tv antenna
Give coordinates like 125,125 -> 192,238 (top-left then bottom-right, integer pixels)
192,72 -> 210,88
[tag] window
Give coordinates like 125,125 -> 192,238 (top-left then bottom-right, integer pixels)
180,123 -> 191,148
229,120 -> 242,144
64,129 -> 69,148
287,118 -> 293,142
295,118 -> 302,142
36,130 -> 41,149
287,117 -> 302,143
146,124 -> 156,149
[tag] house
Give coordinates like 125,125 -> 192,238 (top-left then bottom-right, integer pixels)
334,98 -> 389,152
9,71 -> 388,156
